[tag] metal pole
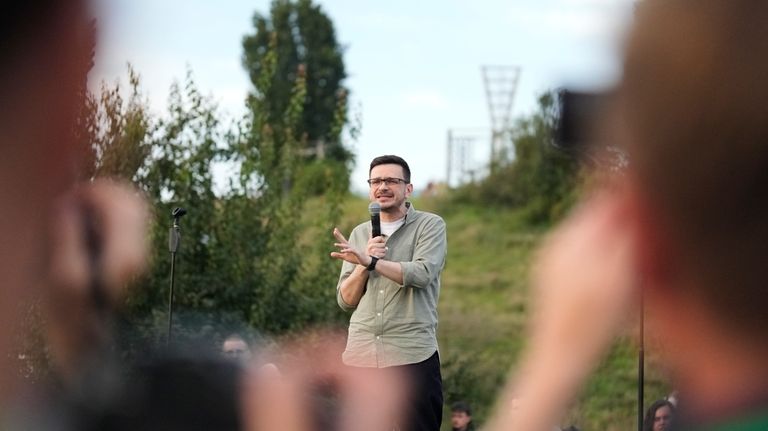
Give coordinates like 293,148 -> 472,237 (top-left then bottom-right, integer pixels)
166,207 -> 186,346
166,240 -> 177,345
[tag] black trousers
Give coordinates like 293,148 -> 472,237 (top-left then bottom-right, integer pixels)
394,351 -> 443,431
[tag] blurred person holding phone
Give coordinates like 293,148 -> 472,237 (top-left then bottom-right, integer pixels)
1,3 -> 406,430
0,0 -> 148,401
485,1 -> 768,430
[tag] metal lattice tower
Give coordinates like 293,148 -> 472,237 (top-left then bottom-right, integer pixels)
482,65 -> 521,165
446,128 -> 491,187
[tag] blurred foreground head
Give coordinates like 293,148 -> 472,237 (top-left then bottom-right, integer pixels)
1,1 -> 92,193
0,0 -> 93,401
617,0 -> 768,334
614,0 -> 768,420
484,2 -> 768,430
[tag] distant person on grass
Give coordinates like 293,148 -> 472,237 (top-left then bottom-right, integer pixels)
450,401 -> 475,431
221,333 -> 253,364
643,399 -> 675,431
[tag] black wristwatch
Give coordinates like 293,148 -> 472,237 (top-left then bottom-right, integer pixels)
366,256 -> 379,271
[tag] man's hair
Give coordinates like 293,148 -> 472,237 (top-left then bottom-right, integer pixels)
369,155 -> 411,183
618,0 -> 768,333
451,401 -> 472,416
641,399 -> 675,431
223,333 -> 248,344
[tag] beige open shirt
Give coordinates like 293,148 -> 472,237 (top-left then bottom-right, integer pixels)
337,202 -> 447,367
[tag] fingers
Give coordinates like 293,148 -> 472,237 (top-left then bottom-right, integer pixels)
242,363 -> 309,431
331,228 -> 384,265
488,193 -> 637,431
330,250 -> 362,266
332,228 -> 351,256
332,227 -> 348,243
241,331 -> 406,431
329,251 -> 346,260
368,236 -> 385,245
81,180 -> 149,293
331,247 -> 357,256
531,193 -> 637,334
366,236 -> 387,258
367,248 -> 386,259
48,180 -> 149,302
337,366 -> 406,431
49,198 -> 90,293
45,180 -> 149,381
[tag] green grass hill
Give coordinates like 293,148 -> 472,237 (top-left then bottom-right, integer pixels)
338,194 -> 671,431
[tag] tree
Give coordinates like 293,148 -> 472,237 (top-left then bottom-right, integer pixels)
242,0 -> 351,167
78,67 -> 153,183
97,51 -> 349,354
449,92 -> 581,225
17,8 -> 354,373
231,33 -> 348,333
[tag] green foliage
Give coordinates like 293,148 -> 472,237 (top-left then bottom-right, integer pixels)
79,66 -> 153,183
433,202 -> 671,431
74,34 -> 350,355
130,70 -> 228,343
571,340 -> 672,430
450,92 -> 581,226
242,0 -> 351,166
434,202 -> 538,428
7,2 -> 355,374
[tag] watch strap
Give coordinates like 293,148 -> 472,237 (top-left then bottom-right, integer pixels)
366,256 -> 379,271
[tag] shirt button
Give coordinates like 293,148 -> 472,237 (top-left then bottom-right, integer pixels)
376,336 -> 380,340
379,290 -> 384,294
377,312 -> 381,316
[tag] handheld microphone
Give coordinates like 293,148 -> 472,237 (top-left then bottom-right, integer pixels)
368,202 -> 381,237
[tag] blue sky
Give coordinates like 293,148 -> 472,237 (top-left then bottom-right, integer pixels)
92,0 -> 634,194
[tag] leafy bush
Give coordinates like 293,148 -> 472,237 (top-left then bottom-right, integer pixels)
448,92 -> 581,226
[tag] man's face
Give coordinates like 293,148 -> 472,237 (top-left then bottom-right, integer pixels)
368,163 -> 412,212
222,339 -> 251,362
451,411 -> 471,430
653,405 -> 673,431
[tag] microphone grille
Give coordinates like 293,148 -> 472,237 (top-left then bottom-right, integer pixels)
368,202 -> 381,215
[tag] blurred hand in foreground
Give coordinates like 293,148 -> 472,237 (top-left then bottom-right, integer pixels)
242,331 -> 406,431
485,191 -> 639,431
45,180 -> 149,379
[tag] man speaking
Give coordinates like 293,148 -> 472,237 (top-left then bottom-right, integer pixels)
331,155 -> 447,431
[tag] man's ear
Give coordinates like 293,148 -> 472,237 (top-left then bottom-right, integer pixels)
405,183 -> 413,198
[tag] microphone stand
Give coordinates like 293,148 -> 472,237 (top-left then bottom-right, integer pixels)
166,207 -> 187,347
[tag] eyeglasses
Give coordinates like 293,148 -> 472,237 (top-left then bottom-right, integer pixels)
367,177 -> 408,187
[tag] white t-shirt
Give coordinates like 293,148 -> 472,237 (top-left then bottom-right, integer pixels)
381,217 -> 405,237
